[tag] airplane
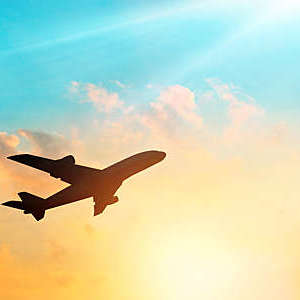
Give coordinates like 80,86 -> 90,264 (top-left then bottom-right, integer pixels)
2,150 -> 166,221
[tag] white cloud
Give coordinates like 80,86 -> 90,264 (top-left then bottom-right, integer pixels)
151,85 -> 203,128
114,80 -> 127,89
207,78 -> 264,142
84,83 -> 123,113
70,81 -> 124,113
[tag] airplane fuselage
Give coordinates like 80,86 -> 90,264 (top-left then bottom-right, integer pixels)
45,150 -> 166,209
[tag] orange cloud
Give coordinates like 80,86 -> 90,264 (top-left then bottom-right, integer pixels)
0,243 -> 75,299
0,132 -> 19,156
0,130 -> 77,199
18,129 -> 71,157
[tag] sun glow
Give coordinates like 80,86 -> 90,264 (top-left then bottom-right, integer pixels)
147,231 -> 243,300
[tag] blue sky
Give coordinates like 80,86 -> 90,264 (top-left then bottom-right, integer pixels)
1,0 -> 300,134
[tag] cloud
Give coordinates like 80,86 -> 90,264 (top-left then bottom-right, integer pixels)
208,78 -> 264,125
133,85 -> 201,139
18,129 -> 71,157
152,85 -> 203,128
69,79 -> 288,161
207,78 -> 264,142
70,81 -> 124,113
0,132 -> 19,156
47,240 -> 68,265
0,129 -> 80,196
0,243 -> 79,299
114,80 -> 127,89
0,220 -> 137,300
0,132 -> 24,194
84,223 -> 96,237
70,82 -> 203,130
89,84 -> 204,154
77,79 -> 269,153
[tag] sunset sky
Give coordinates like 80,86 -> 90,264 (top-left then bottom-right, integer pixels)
1,1 -> 300,299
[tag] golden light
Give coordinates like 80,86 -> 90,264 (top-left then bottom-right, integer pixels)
146,228 -> 244,300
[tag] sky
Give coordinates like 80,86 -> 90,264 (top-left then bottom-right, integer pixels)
1,1 -> 300,299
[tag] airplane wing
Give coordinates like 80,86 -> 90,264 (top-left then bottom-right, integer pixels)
7,154 -> 100,184
93,195 -> 109,216
93,195 -> 119,216
46,185 -> 92,210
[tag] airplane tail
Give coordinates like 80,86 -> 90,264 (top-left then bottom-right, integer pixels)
2,192 -> 46,221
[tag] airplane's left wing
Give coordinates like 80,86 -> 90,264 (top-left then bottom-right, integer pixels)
8,154 -> 100,184
8,154 -> 54,173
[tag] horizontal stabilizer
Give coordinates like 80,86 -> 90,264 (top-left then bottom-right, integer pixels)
18,192 -> 46,221
2,192 -> 46,221
2,200 -> 24,210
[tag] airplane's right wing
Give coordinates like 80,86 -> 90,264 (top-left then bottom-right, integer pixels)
8,154 -> 100,184
93,195 -> 119,216
93,195 -> 109,216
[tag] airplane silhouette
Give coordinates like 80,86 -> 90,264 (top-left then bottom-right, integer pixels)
2,150 -> 166,221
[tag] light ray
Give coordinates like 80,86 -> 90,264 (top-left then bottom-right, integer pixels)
1,2 -> 209,57
166,0 -> 300,81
